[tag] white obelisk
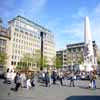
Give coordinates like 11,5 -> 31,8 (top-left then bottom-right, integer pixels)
84,16 -> 94,71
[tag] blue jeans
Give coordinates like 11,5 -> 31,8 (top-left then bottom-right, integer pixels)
93,80 -> 96,88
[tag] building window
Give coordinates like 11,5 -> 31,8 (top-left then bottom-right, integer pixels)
12,56 -> 14,59
20,30 -> 24,33
15,28 -> 19,31
14,32 -> 16,35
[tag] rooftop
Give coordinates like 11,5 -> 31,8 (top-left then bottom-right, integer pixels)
8,15 -> 51,33
67,41 -> 96,48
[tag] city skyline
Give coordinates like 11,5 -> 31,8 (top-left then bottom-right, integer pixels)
0,0 -> 100,50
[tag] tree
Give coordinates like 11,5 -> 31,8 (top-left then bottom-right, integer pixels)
53,56 -> 62,69
33,49 -> 48,70
77,52 -> 84,64
0,52 -> 7,70
97,60 -> 100,64
33,49 -> 41,68
97,52 -> 100,64
16,53 -> 34,71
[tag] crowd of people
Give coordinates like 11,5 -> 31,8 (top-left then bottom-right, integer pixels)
3,68 -> 97,92
4,68 -> 35,91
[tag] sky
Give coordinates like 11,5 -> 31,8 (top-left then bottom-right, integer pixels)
0,0 -> 100,50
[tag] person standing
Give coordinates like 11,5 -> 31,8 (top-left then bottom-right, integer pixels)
52,71 -> 57,84
26,78 -> 31,89
59,71 -> 63,86
48,71 -> 52,87
70,72 -> 75,87
20,72 -> 26,88
92,71 -> 96,89
89,71 -> 93,88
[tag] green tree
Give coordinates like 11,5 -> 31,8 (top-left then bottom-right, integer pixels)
97,52 -> 100,64
0,52 -> 7,70
33,49 -> 48,70
97,60 -> 100,64
53,56 -> 62,69
77,52 -> 84,64
33,49 -> 41,68
16,53 -> 34,71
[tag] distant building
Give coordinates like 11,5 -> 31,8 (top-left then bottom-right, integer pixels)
56,41 -> 97,71
8,16 -> 56,70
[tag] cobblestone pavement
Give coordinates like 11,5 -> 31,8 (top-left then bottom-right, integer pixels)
0,79 -> 100,100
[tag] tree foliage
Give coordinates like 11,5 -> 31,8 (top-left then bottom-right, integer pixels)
53,56 -> 62,69
16,49 -> 49,71
0,52 -> 7,66
34,49 -> 48,70
97,52 -> 100,64
16,53 -> 34,71
77,53 -> 84,64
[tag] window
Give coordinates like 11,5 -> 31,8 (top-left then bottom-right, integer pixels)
11,61 -> 13,65
64,55 -> 66,57
20,30 -> 24,33
15,28 -> 19,31
73,48 -> 75,52
12,56 -> 14,59
14,32 -> 16,35
15,56 -> 17,59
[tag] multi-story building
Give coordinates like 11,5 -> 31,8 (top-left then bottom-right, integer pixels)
8,16 -> 55,70
56,41 -> 97,71
0,19 -> 11,69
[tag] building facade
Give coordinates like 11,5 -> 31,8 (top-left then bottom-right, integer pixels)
8,16 -> 55,70
56,41 -> 97,71
0,19 -> 11,69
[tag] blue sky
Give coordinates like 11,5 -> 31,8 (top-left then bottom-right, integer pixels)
0,0 -> 100,50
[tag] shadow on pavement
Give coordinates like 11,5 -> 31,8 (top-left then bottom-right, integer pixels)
65,96 -> 100,100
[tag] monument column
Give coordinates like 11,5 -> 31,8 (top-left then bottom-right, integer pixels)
84,16 -> 95,71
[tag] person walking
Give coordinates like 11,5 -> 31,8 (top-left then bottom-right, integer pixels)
26,76 -> 32,90
45,72 -> 50,87
14,72 -> 21,91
